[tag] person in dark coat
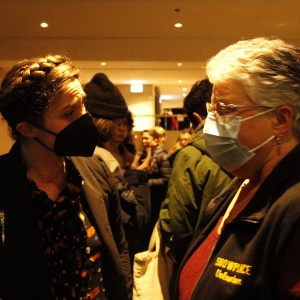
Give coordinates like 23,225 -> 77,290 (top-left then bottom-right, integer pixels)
159,79 -> 233,262
0,55 -> 131,300
175,37 -> 300,300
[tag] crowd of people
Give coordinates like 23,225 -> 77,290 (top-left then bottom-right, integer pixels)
1,36 -> 300,300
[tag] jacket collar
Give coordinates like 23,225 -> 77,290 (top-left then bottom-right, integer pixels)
240,144 -> 300,221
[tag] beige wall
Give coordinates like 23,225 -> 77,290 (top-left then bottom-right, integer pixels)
160,99 -> 183,112
0,117 -> 13,155
118,84 -> 156,131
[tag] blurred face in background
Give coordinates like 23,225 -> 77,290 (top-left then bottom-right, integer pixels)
141,131 -> 158,149
111,118 -> 129,143
179,132 -> 192,147
158,134 -> 166,145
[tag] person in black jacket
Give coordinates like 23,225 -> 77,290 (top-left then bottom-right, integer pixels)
175,37 -> 300,300
0,55 -> 131,300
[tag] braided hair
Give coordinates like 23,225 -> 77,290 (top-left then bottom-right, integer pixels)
0,54 -> 79,139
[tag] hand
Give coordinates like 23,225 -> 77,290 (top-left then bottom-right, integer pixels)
131,148 -> 153,173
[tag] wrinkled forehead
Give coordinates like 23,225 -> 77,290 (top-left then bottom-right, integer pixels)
212,80 -> 248,104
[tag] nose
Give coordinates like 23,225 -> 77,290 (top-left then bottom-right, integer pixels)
119,123 -> 127,129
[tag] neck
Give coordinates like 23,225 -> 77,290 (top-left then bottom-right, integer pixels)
21,138 -> 66,185
237,136 -> 298,194
104,140 -> 120,153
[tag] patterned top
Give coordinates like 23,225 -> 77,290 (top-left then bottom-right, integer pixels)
27,159 -> 107,300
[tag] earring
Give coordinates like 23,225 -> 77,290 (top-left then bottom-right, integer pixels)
275,135 -> 283,154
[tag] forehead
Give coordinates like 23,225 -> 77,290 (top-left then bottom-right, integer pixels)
212,80 -> 248,104
46,79 -> 84,113
113,118 -> 127,123
142,132 -> 152,139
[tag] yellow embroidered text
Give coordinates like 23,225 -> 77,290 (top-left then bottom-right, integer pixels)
214,257 -> 253,285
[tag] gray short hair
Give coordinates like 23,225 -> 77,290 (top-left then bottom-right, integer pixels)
206,37 -> 300,138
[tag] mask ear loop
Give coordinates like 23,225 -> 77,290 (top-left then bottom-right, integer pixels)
241,107 -> 276,122
250,135 -> 275,153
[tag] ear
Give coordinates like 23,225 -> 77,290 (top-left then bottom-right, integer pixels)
15,121 -> 37,138
192,112 -> 204,124
272,105 -> 294,136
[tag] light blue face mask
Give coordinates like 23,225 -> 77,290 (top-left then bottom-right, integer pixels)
203,108 -> 275,172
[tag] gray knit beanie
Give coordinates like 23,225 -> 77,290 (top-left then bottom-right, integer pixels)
84,73 -> 128,119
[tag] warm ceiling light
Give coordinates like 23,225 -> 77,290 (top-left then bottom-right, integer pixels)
40,22 -> 48,28
182,93 -> 187,97
182,87 -> 187,91
178,80 -> 182,84
100,62 -> 107,66
177,62 -> 182,67
174,23 -> 183,28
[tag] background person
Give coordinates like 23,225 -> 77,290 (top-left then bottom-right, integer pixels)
153,125 -> 167,146
0,55 -> 131,300
84,73 -> 152,265
159,79 -> 233,262
175,37 -> 300,300
123,110 -> 137,155
168,128 -> 192,156
140,129 -> 172,226
84,73 -> 134,171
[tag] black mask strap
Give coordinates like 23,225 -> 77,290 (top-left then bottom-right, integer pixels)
26,121 -> 58,137
33,137 -> 55,152
25,120 -> 57,152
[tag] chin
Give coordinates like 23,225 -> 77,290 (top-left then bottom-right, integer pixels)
230,164 -> 258,180
113,136 -> 125,143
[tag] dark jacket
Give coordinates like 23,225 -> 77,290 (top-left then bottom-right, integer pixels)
159,124 -> 233,260
148,144 -> 172,222
94,146 -> 152,263
114,168 -> 152,264
173,144 -> 300,300
0,143 -> 132,300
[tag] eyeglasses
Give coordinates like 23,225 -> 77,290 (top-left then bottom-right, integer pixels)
206,102 -> 273,116
206,102 -> 275,124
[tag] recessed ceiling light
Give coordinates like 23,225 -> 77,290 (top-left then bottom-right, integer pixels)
100,62 -> 107,66
182,93 -> 187,97
174,23 -> 183,28
40,22 -> 48,28
178,80 -> 182,84
177,62 -> 182,67
182,87 -> 187,91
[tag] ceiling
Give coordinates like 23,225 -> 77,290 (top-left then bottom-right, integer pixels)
0,0 -> 300,101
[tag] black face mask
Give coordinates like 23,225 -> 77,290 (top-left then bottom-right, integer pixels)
31,113 -> 98,157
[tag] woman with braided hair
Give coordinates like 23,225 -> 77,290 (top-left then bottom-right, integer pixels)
0,54 -> 132,300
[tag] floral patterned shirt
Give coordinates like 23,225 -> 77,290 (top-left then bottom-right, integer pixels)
28,159 -> 107,300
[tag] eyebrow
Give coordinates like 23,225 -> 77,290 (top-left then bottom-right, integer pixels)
61,95 -> 83,112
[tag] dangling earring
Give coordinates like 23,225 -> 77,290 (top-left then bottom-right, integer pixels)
275,135 -> 283,155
